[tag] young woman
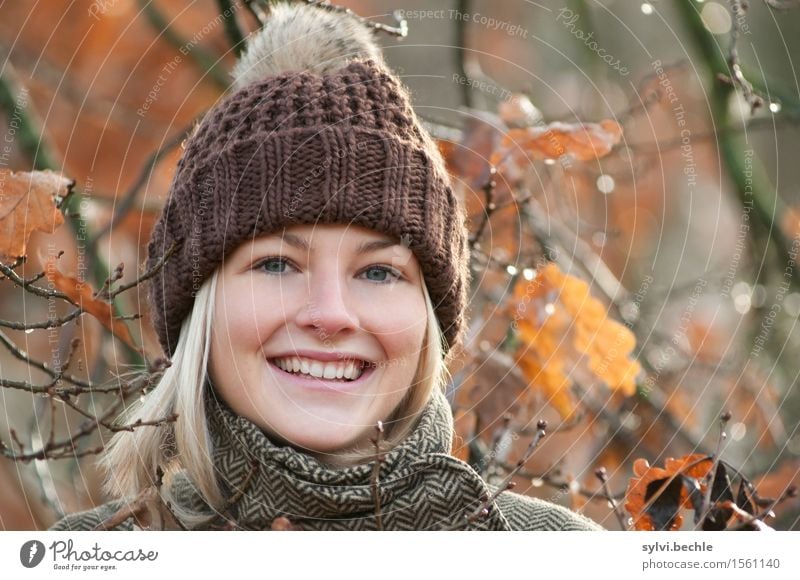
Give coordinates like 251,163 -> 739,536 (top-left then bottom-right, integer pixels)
50,2 -> 602,531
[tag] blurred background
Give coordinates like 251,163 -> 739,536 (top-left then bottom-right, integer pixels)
1,0 -> 799,530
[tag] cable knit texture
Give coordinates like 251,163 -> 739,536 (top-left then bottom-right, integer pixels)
146,57 -> 471,358
49,389 -> 603,531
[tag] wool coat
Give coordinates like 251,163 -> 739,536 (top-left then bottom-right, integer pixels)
49,388 -> 603,531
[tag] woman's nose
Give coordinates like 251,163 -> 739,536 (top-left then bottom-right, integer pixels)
294,268 -> 360,337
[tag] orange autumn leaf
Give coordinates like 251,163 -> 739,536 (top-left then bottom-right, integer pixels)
44,258 -> 140,353
624,454 -> 713,531
490,119 -> 623,166
0,169 -> 72,259
507,263 -> 641,419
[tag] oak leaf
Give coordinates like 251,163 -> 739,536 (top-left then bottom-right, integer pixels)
624,454 -> 713,531
490,119 -> 623,166
508,263 -> 641,419
0,169 -> 72,259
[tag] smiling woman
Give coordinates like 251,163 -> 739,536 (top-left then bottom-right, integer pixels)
48,1 -> 601,532
209,224 -> 435,464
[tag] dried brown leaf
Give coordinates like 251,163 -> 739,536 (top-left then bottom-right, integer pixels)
0,169 -> 72,259
491,119 -> 623,165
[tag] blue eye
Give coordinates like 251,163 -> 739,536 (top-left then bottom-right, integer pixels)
361,265 -> 402,283
256,257 -> 292,274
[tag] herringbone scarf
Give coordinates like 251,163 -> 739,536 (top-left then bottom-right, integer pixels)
198,388 -> 513,531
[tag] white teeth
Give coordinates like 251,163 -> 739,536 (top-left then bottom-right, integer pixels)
272,356 -> 365,380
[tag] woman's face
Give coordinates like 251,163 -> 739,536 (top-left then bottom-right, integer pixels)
208,224 -> 427,459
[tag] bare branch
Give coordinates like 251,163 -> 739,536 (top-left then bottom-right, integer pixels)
0,328 -> 94,391
0,255 -> 80,307
107,240 -> 180,299
468,171 -> 497,250
595,467 -> 629,529
695,411 -> 732,529
302,1 -> 408,37
0,307 -> 83,331
444,420 -> 547,530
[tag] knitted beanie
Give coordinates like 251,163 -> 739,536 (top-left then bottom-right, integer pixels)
145,2 -> 471,358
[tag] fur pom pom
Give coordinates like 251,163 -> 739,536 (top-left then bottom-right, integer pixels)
231,2 -> 385,89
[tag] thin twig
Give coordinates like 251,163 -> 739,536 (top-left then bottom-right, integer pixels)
468,170 -> 497,249
108,240 -> 180,298
695,411 -> 731,529
1,362 -> 168,461
95,483 -> 166,531
0,328 -> 94,391
484,413 -> 513,478
0,256 -> 79,306
444,420 -> 548,530
727,486 -> 799,531
303,0 -> 408,37
0,308 -> 83,331
95,262 -> 124,301
725,0 -> 763,115
595,467 -> 628,529
0,256 -> 24,279
59,393 -> 176,433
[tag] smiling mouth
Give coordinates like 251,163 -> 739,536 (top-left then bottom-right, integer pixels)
268,356 -> 373,383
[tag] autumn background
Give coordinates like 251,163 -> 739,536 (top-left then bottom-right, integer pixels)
1,0 -> 799,531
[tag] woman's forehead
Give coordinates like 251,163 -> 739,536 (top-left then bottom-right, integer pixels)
248,224 -> 402,250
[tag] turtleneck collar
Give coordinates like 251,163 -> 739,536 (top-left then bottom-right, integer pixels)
196,387 -> 512,530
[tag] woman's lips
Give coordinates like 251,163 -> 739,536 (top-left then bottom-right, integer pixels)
267,358 -> 375,392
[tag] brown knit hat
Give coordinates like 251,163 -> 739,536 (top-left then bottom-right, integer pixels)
145,3 -> 470,358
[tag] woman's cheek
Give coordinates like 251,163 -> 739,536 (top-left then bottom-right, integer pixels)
222,279 -> 288,331
375,293 -> 427,352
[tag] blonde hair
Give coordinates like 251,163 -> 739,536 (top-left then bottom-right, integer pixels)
99,266 -> 451,526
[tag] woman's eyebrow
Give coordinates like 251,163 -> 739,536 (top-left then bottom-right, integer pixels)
277,233 -> 310,251
355,239 -> 403,255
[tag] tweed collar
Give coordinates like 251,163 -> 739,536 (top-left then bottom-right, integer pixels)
200,387 -> 512,530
